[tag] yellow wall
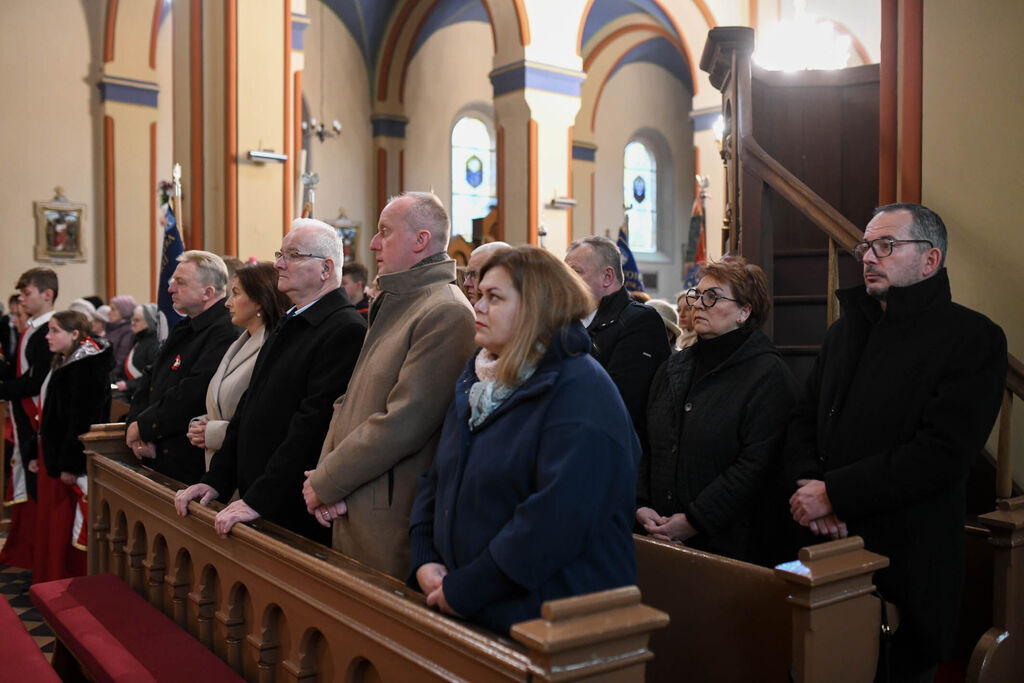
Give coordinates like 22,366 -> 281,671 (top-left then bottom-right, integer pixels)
922,0 -> 1024,483
0,0 -> 105,302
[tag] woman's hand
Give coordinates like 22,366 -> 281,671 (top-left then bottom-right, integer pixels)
415,562 -> 449,596
59,472 -> 77,486
187,417 -> 209,448
174,483 -> 219,516
426,581 -> 462,618
27,459 -> 38,473
646,513 -> 698,543
115,380 -> 127,391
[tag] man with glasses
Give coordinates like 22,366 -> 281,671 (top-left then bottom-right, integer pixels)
565,236 -> 670,440
175,220 -> 365,544
302,192 -> 476,578
786,203 -> 1007,681
463,240 -> 509,304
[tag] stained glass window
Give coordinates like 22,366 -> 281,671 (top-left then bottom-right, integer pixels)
451,117 -> 496,241
623,141 -> 656,253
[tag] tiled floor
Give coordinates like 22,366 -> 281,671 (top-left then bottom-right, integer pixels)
0,536 -> 56,663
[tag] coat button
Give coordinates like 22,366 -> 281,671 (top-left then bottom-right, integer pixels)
666,491 -> 673,500
671,445 -> 677,453
684,403 -> 692,412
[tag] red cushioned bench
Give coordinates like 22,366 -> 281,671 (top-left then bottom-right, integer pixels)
0,594 -> 60,682
30,573 -> 243,683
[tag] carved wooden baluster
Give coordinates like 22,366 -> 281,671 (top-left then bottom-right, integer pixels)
127,524 -> 147,595
217,587 -> 249,675
92,509 -> 111,575
190,569 -> 218,649
167,555 -> 192,628
249,610 -> 281,683
109,513 -> 127,580
143,541 -> 167,611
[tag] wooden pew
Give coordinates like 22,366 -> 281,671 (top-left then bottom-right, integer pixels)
636,535 -> 888,682
81,425 -> 668,682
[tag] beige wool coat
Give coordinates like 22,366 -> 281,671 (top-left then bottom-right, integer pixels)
197,326 -> 265,469
310,258 -> 476,577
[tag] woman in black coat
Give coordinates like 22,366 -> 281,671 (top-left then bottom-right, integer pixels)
114,303 -> 162,400
637,258 -> 798,565
35,310 -> 113,582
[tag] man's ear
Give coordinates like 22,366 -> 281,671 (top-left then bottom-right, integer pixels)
922,247 -> 942,278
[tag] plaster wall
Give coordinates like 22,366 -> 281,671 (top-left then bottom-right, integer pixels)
0,0 -> 103,302
593,61 -> 693,299
403,21 -> 494,227
302,1 -> 374,266
922,0 -> 1024,483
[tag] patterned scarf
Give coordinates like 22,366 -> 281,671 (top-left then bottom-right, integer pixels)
467,348 -> 539,429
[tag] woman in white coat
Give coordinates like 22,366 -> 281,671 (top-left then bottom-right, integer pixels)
188,263 -> 289,469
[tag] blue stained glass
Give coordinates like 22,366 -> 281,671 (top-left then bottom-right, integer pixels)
624,141 -> 657,252
452,117 -> 496,241
466,155 -> 483,188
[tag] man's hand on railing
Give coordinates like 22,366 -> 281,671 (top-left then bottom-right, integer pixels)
213,499 -> 260,538
174,483 -> 219,516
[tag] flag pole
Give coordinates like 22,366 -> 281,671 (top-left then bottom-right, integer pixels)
172,163 -> 184,247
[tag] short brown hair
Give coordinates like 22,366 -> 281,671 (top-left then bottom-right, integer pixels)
342,262 -> 368,287
16,268 -> 59,303
480,245 -> 593,385
698,256 -> 771,329
234,262 -> 290,331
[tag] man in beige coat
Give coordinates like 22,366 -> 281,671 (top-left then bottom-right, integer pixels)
303,191 -> 476,577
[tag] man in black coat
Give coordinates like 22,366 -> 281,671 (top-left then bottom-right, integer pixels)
125,251 -> 238,485
174,220 -> 365,544
786,203 -> 1007,681
565,236 -> 670,439
0,268 -> 57,568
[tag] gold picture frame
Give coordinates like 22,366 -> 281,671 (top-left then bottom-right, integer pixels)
34,187 -> 86,263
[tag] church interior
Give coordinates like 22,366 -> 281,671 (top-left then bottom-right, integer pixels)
2,0 -> 1024,680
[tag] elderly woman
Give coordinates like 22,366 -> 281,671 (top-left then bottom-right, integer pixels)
637,258 -> 798,564
408,245 -> 639,634
114,303 -> 163,400
187,263 -> 288,469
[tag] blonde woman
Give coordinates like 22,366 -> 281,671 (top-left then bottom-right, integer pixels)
409,245 -> 639,634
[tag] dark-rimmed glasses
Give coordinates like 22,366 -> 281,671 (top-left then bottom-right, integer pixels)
274,250 -> 327,263
685,287 -> 739,308
853,237 -> 933,262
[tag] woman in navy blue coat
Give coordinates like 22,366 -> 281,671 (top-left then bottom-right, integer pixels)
408,245 -> 640,634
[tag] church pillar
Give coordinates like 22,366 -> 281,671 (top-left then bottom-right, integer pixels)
490,0 -> 589,255
371,115 -> 408,220
100,0 -> 162,298
491,69 -> 582,254
571,141 -> 597,240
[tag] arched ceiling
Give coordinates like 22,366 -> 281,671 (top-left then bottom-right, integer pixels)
319,0 -> 691,92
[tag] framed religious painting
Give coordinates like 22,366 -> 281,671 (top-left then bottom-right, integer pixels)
34,187 -> 86,263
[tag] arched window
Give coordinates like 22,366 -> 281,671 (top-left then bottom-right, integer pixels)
451,116 -> 496,242
623,141 -> 657,253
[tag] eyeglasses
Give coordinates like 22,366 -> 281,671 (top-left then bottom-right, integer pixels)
274,250 -> 327,263
853,237 -> 933,262
464,269 -> 480,282
685,287 -> 739,308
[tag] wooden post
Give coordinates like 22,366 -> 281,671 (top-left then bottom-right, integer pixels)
996,389 -> 1013,501
510,586 -> 669,682
968,496 -> 1024,682
775,537 -> 889,683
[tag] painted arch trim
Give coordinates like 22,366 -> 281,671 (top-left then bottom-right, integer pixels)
490,61 -> 585,97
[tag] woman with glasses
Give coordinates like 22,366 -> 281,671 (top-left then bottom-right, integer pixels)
113,303 -> 164,401
636,257 -> 798,565
187,263 -> 289,470
408,245 -> 640,634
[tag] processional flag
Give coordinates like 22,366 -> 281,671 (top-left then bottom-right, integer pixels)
617,225 -> 646,294
683,191 -> 708,288
157,165 -> 186,329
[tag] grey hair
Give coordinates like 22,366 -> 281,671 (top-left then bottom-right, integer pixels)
873,203 -> 947,268
289,218 -> 343,265
470,241 -> 510,258
178,250 -> 229,296
567,235 -> 624,284
387,191 -> 451,250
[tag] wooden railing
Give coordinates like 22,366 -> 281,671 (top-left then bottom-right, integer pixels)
82,425 -> 668,682
82,424 -> 894,682
700,26 -> 1024,682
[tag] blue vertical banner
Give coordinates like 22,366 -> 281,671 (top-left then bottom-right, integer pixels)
157,204 -> 185,329
617,226 -> 646,294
